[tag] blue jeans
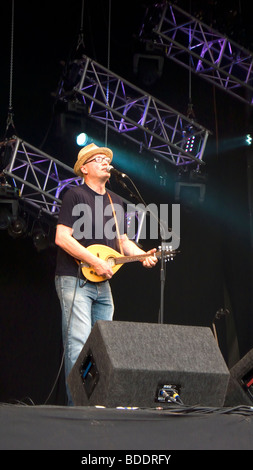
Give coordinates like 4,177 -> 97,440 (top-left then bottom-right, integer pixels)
55,275 -> 114,405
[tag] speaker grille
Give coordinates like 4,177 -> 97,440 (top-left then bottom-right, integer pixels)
68,321 -> 230,408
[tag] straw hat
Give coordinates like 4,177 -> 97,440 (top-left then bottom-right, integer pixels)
74,143 -> 113,177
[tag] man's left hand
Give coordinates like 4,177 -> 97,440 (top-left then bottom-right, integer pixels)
142,248 -> 158,268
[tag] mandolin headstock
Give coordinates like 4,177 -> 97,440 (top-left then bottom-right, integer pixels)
157,244 -> 179,261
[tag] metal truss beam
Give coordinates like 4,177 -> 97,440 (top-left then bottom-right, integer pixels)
140,2 -> 253,105
58,55 -> 209,167
2,137 -> 81,219
1,137 -> 146,241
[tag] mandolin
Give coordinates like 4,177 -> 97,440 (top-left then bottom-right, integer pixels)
79,244 -> 176,282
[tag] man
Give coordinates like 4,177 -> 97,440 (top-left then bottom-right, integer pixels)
55,142 -> 157,404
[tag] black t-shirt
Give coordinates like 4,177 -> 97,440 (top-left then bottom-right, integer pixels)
55,183 -> 126,277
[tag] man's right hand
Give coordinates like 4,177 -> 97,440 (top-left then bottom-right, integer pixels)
55,225 -> 114,280
91,258 -> 114,280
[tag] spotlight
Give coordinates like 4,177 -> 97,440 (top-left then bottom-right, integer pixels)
133,54 -> 164,87
182,125 -> 198,154
0,207 -> 12,230
0,182 -> 27,238
8,216 -> 27,239
246,134 -> 252,146
185,135 -> 196,153
32,230 -> 49,252
76,132 -> 89,146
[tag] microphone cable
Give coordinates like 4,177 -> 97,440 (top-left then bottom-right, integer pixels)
43,263 -> 84,405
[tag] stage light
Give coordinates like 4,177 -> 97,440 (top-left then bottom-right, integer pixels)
32,230 -> 49,252
76,132 -> 89,146
0,183 -> 27,237
8,216 -> 27,239
185,135 -> 196,152
133,53 -> 164,87
246,134 -> 252,146
0,207 -> 12,230
182,125 -> 198,154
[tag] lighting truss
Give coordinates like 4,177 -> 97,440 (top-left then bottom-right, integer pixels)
141,2 -> 253,105
2,137 -> 81,219
2,137 -> 146,241
58,55 -> 209,167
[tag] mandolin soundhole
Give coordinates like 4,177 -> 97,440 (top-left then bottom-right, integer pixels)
107,256 -> 116,267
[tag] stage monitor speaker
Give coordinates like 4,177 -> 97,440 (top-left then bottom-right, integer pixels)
224,349 -> 253,407
67,321 -> 230,408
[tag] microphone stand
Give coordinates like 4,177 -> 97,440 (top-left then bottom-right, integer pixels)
112,172 -> 170,324
158,238 -> 167,324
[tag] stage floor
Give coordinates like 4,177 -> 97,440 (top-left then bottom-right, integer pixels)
0,403 -> 252,451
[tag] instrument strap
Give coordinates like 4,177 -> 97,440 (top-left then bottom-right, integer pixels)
107,191 -> 124,255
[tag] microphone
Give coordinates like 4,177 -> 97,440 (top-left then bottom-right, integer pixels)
106,164 -> 127,178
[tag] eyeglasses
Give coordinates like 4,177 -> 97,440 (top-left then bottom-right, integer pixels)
85,156 -> 111,165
